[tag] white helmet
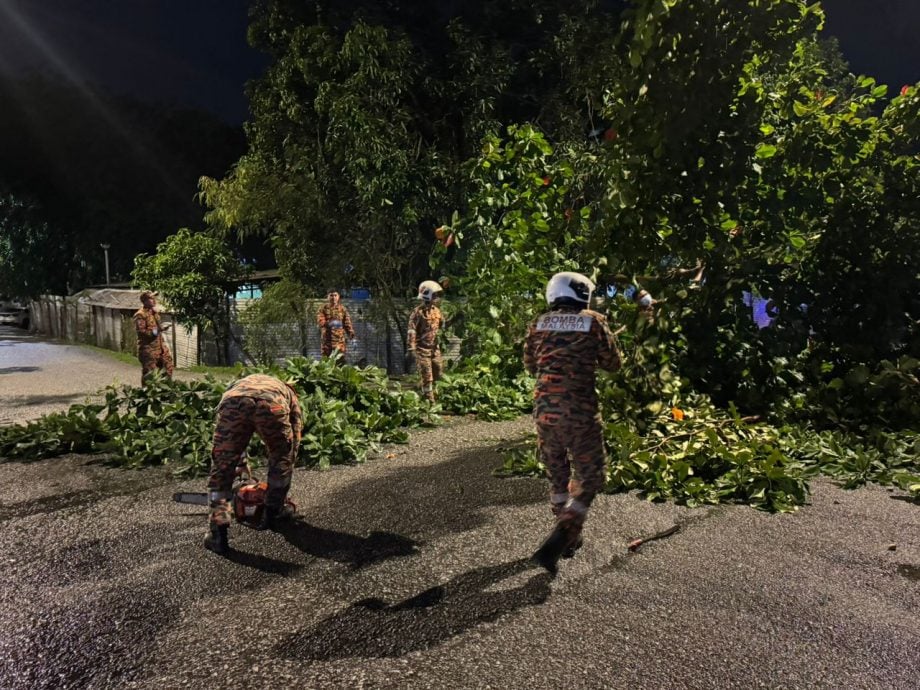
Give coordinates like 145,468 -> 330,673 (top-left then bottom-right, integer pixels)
417,280 -> 443,302
545,272 -> 595,306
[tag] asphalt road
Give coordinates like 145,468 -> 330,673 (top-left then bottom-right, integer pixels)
1,329 -> 918,689
0,326 -> 197,425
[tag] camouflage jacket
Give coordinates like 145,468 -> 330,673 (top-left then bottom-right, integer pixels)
221,374 -> 303,439
523,307 -> 621,418
133,307 -> 166,350
317,303 -> 354,338
407,303 -> 444,351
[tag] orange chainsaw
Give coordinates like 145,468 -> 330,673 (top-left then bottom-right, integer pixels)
172,458 -> 296,527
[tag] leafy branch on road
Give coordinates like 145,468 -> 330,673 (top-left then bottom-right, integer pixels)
0,357 -> 437,474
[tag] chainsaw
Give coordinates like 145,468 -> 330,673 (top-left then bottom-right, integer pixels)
172,457 -> 296,527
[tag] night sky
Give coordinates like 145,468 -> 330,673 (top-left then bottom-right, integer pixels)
0,0 -> 917,125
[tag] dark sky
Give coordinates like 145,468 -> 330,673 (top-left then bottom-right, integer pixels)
0,0 -> 265,124
0,0 -> 917,125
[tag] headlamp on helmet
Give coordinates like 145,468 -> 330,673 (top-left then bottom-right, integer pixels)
545,272 -> 595,308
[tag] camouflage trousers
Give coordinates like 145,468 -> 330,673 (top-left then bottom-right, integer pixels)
536,414 -> 607,518
139,344 -> 174,385
207,395 -> 297,523
321,329 -> 347,358
415,347 -> 443,402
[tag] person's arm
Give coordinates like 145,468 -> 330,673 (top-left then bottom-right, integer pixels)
523,323 -> 538,375
343,306 -> 355,338
134,313 -> 153,337
290,393 -> 303,446
595,317 -> 622,372
407,309 -> 418,350
317,306 -> 326,329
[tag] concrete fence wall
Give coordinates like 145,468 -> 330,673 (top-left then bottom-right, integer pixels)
29,293 -> 460,374
29,293 -> 200,368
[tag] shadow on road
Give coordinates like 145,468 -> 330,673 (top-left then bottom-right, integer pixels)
0,366 -> 42,374
317,441 -> 545,541
890,495 -> 920,506
1,392 -> 89,408
274,518 -> 420,569
226,549 -> 304,576
276,557 -> 551,660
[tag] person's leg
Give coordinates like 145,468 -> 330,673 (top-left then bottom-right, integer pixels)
252,397 -> 296,527
205,397 -> 255,553
139,349 -> 155,386
416,348 -> 435,402
429,349 -> 444,398
537,423 -> 570,517
566,415 -> 606,514
159,345 -> 175,380
555,415 -> 605,555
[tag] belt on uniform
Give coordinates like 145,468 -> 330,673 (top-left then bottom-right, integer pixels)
327,320 -> 343,328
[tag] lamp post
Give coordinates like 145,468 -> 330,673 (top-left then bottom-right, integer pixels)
100,244 -> 111,285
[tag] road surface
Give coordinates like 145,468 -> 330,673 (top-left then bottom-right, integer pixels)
1,329 -> 918,689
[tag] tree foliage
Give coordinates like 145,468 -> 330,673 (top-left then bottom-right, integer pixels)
0,190 -> 68,298
437,0 -> 919,428
132,229 -> 247,364
238,278 -> 316,364
198,0 -> 622,306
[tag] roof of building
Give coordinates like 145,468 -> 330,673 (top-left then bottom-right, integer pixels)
76,288 -> 159,311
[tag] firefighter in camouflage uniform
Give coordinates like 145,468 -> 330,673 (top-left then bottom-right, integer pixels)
317,290 -> 355,359
407,280 -> 446,402
204,373 -> 303,554
524,272 -> 622,574
133,290 -> 174,386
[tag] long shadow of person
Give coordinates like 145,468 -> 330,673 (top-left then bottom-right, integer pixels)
224,549 -> 304,576
275,557 -> 552,660
273,517 -> 421,570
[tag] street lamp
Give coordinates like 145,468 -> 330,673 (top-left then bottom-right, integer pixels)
100,244 -> 111,285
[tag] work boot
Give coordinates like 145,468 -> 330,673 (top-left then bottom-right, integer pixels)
257,503 -> 296,531
561,534 -> 583,559
532,522 -> 567,576
204,497 -> 231,555
204,524 -> 229,555
533,500 -> 586,574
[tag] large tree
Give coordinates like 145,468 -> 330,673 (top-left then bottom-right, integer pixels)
132,229 -> 249,365
199,0 -> 622,325
437,0 -> 919,417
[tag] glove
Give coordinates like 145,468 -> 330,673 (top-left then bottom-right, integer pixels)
406,349 -> 416,366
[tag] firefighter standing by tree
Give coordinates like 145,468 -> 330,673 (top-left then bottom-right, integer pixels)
317,290 -> 355,359
407,280 -> 446,403
524,272 -> 622,575
204,373 -> 303,555
133,290 -> 174,386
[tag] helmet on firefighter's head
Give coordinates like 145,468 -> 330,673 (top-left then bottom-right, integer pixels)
417,280 -> 443,302
545,272 -> 595,308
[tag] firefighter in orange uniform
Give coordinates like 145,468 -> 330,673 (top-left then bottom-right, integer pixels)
133,290 -> 175,385
204,373 -> 303,555
407,280 -> 446,402
317,290 -> 355,359
524,272 -> 622,574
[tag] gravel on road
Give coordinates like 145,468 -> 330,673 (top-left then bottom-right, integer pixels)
0,327 -> 198,425
1,329 -> 917,689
